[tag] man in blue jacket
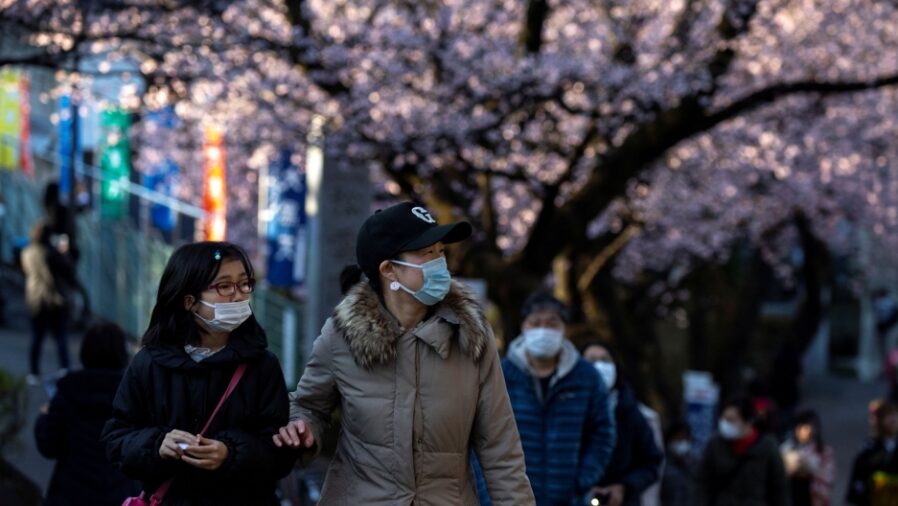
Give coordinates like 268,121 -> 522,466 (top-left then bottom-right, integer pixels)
478,291 -> 616,505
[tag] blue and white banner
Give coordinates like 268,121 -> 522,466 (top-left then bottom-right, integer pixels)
57,94 -> 74,200
266,149 -> 306,287
682,370 -> 719,456
144,107 -> 179,232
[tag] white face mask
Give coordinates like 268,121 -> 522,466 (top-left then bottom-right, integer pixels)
522,327 -> 564,358
670,440 -> 692,457
593,361 -> 617,389
195,299 -> 252,333
718,419 -> 745,440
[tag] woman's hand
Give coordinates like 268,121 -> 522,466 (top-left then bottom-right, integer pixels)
272,419 -> 316,449
590,484 -> 624,506
181,435 -> 229,470
159,429 -> 196,460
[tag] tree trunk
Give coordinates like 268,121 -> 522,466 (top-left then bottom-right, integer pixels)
717,248 -> 767,396
792,212 -> 830,353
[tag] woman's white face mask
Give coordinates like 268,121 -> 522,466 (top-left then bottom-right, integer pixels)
593,361 -> 617,390
195,299 -> 252,332
718,419 -> 746,440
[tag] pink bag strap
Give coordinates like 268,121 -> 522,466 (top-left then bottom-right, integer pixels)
199,362 -> 248,436
149,362 -> 248,504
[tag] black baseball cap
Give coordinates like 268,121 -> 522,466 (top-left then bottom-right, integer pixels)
356,202 -> 472,281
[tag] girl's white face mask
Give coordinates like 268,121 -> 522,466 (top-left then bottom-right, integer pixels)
195,299 -> 252,332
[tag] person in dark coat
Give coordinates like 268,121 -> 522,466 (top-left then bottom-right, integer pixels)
661,421 -> 698,506
476,292 -> 616,506
582,343 -> 664,506
42,181 -> 80,264
101,242 -> 298,506
34,322 -> 140,506
21,221 -> 77,383
698,396 -> 789,506
847,400 -> 898,505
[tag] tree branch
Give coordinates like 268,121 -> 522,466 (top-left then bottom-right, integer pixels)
516,69 -> 898,276
521,0 -> 549,54
705,73 -> 898,128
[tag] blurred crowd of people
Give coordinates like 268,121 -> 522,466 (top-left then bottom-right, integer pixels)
480,290 -> 835,506
14,197 -> 898,506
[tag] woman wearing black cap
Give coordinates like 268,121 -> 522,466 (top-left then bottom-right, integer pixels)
275,202 -> 535,505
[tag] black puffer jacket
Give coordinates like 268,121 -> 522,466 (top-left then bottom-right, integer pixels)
101,329 -> 297,506
35,369 -> 140,506
597,383 -> 664,506
698,432 -> 789,506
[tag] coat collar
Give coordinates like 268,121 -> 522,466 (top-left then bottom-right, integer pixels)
333,280 -> 491,369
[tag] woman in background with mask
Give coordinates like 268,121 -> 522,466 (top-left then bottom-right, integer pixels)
275,202 -> 534,505
697,396 -> 789,506
475,291 -> 615,506
102,242 -> 297,505
661,421 -> 699,506
781,409 -> 834,506
582,343 -> 664,506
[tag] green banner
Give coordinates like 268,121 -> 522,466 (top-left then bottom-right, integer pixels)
100,108 -> 130,219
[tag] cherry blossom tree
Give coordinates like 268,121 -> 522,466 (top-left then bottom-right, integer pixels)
4,1 -> 898,389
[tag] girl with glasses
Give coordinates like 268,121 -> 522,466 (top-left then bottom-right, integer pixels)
102,241 -> 297,505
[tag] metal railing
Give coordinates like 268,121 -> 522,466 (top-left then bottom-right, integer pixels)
0,165 -> 304,385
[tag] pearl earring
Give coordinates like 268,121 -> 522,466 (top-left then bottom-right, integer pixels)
390,281 -> 401,291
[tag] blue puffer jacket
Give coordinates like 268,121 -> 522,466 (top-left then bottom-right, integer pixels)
477,338 -> 616,506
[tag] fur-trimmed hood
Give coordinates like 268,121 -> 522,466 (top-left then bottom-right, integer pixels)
332,280 -> 492,368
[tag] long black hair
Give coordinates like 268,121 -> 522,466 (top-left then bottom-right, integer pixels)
141,241 -> 265,347
792,409 -> 825,452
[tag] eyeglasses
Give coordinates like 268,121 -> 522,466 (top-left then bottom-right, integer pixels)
205,279 -> 256,296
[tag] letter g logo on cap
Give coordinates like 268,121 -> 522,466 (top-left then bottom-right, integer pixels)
411,206 -> 436,224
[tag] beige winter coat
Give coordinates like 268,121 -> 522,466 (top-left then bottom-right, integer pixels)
290,281 -> 535,505
21,243 -> 66,314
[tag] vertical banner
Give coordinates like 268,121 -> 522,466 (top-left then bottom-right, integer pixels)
99,108 -> 131,219
682,370 -> 720,456
266,149 -> 307,287
58,95 -> 72,196
19,75 -> 32,177
144,107 -> 179,232
202,126 -> 227,240
0,69 -> 22,170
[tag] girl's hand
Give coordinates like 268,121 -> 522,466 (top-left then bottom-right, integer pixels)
181,435 -> 229,470
159,429 -> 196,460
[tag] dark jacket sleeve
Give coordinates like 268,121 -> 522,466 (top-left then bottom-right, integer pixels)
847,447 -> 870,505
34,387 -> 67,459
767,441 -> 790,506
577,372 -> 616,493
214,354 -> 298,482
696,439 -> 717,506
101,352 -> 176,483
619,403 -> 663,497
